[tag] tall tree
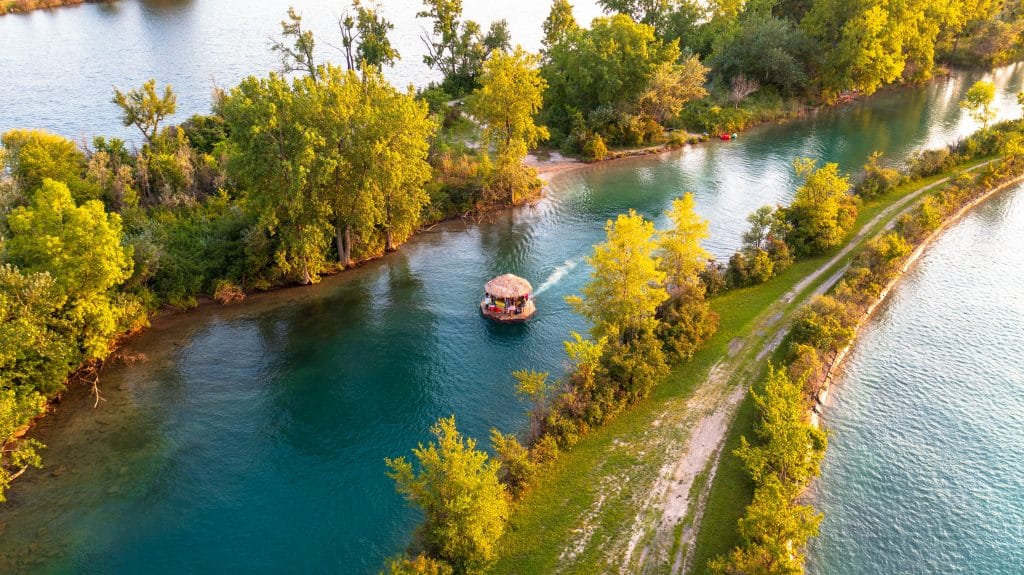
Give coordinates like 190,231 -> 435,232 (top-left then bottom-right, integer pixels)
386,416 -> 509,575
541,0 -> 578,51
339,0 -> 400,72
5,179 -> 133,359
467,47 -> 549,204
271,6 -> 319,80
221,72 -> 333,284
658,192 -> 710,291
111,79 -> 177,144
567,209 -> 667,342
417,0 -> 510,94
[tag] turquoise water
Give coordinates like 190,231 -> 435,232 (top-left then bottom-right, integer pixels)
2,4 -> 1024,573
807,184 -> 1024,574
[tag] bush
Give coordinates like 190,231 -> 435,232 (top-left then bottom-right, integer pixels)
213,280 -> 245,305
581,133 -> 608,162
856,152 -> 902,198
907,148 -> 955,179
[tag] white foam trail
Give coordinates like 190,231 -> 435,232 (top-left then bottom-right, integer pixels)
533,259 -> 578,296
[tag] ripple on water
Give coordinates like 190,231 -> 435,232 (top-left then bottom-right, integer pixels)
808,186 -> 1024,574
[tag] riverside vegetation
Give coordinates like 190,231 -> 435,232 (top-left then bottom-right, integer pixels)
0,0 -> 1022,570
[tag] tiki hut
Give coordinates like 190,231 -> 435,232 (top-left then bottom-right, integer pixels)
480,273 -> 536,323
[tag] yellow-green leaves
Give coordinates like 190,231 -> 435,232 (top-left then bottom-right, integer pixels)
568,209 -> 667,341
6,179 -> 133,360
386,416 -> 509,575
111,79 -> 177,144
468,47 -> 549,204
960,80 -> 997,128
659,192 -> 710,292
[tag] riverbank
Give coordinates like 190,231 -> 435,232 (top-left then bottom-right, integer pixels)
0,0 -> 109,15
690,148 -> 1024,573
489,153 -> 1004,574
812,170 -> 1024,416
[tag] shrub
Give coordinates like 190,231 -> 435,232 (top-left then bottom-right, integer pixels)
581,133 -> 608,162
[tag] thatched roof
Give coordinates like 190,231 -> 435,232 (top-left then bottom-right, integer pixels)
485,274 -> 532,298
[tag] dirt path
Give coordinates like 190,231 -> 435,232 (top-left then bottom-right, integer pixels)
608,160 -> 1000,575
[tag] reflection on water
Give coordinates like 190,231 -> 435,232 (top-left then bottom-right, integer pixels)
808,186 -> 1024,574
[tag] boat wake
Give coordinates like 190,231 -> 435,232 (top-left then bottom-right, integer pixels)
533,259 -> 579,296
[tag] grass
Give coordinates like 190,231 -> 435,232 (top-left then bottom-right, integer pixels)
488,156 -> 995,574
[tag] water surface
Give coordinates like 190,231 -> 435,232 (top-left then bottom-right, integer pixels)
808,184 -> 1024,574
2,3 -> 1024,573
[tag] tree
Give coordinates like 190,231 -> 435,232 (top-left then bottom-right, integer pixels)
735,366 -> 826,486
658,192 -> 710,292
782,158 -> 857,256
636,56 -> 709,124
1,129 -> 100,203
221,72 -> 333,284
708,15 -> 811,95
111,79 -> 177,144
728,74 -> 760,108
541,0 -> 578,51
271,6 -> 319,80
542,14 -> 692,140
5,179 -> 134,360
417,0 -> 510,95
386,416 -> 509,575
568,209 -> 667,342
467,47 -> 549,204
339,0 -> 400,72
960,80 -> 996,128
709,476 -> 822,575
802,0 -> 906,98
382,554 -> 454,575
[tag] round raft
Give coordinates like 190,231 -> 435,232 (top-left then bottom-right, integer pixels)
480,274 -> 536,323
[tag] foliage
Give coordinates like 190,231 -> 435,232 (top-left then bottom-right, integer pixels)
960,80 -> 996,128
1,129 -> 100,204
659,192 -> 710,291
542,14 -> 705,146
417,0 -> 511,95
386,416 -> 509,575
541,0 -> 578,50
782,158 -> 858,256
270,6 -> 319,79
467,47 -> 549,204
490,429 -> 537,498
111,79 -> 177,144
382,554 -> 455,575
567,209 -> 667,342
708,15 -> 811,95
340,0 -> 401,72
855,151 -> 901,198
6,179 -> 134,359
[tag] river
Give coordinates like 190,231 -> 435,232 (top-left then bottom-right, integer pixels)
1,3 -> 1024,574
807,183 -> 1024,574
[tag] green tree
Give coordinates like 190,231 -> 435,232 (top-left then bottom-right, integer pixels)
340,0 -> 401,72
708,15 -> 811,95
568,209 -> 667,341
6,179 -> 134,359
111,79 -> 177,144
541,0 -> 578,51
271,6 -> 319,80
417,0 -> 510,95
735,366 -> 826,486
542,14 -> 704,143
386,416 -> 509,575
467,47 -> 549,204
709,475 -> 822,575
1,129 -> 100,203
658,192 -> 710,291
221,72 -> 333,284
782,158 -> 857,256
802,0 -> 906,98
960,80 -> 996,128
